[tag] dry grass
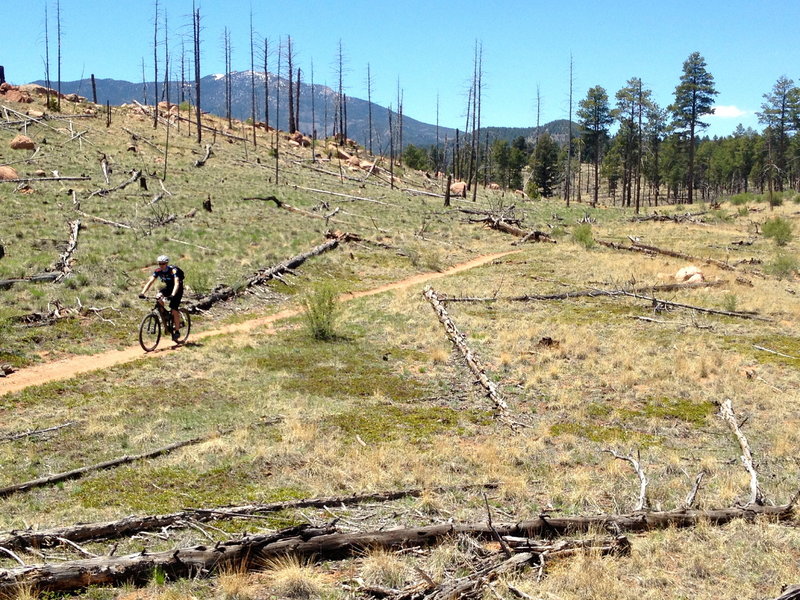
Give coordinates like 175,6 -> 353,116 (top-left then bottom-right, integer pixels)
1,95 -> 799,600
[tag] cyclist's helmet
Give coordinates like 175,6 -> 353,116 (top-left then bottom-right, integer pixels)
156,255 -> 169,264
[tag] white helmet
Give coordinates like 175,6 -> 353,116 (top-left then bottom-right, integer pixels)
156,255 -> 169,264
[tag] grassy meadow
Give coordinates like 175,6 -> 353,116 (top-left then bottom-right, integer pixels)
1,94 -> 800,599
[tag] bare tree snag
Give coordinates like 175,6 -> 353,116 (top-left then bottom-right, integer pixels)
719,399 -> 765,506
423,286 -> 510,417
187,234 -> 352,313
194,144 -> 213,167
684,472 -> 705,509
597,239 -> 733,271
48,219 -> 80,282
0,432 -> 226,499
603,449 -> 650,511
1,504 -> 793,594
0,484 -> 498,552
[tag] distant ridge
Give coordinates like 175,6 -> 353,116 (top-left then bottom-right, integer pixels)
42,73 -> 573,150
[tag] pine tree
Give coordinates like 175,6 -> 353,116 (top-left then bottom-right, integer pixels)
577,85 -> 613,207
669,52 -> 717,204
757,76 -> 799,191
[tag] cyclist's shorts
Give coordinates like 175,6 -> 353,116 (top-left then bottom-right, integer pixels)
159,286 -> 183,310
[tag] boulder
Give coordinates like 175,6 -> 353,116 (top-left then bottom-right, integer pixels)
10,135 -> 36,150
450,181 -> 467,197
0,166 -> 19,180
4,89 -> 33,103
0,82 -> 11,93
347,155 -> 361,167
675,265 -> 704,284
27,109 -> 45,118
18,84 -> 49,95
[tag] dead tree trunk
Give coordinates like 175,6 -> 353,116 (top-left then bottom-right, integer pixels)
187,234 -> 351,313
0,484 -> 497,552
0,504 -> 793,594
423,286 -> 509,416
719,399 -> 765,506
48,219 -> 80,282
597,239 -> 733,271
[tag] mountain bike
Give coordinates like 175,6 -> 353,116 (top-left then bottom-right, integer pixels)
138,297 -> 191,352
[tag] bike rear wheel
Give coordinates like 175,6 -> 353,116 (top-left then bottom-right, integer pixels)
174,308 -> 191,344
139,312 -> 162,352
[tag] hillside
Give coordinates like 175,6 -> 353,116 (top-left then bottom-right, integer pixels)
1,88 -> 800,600
46,73 -> 575,150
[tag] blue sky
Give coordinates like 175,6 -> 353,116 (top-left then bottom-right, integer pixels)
4,0 -> 799,138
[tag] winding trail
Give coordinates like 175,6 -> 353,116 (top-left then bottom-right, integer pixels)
0,250 -> 519,397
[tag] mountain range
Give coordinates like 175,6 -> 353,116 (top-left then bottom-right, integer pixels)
42,71 -> 572,151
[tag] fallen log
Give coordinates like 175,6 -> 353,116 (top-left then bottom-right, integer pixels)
719,399 -> 765,506
440,280 -> 722,304
290,184 -> 394,206
774,585 -> 800,600
0,176 -> 91,183
87,170 -> 142,198
629,211 -> 708,224
0,422 -> 76,443
186,233 -> 351,313
0,484 -> 498,552
618,290 -> 771,321
480,216 -> 556,243
597,239 -> 733,270
0,504 -> 793,594
0,432 -> 224,499
423,287 -> 509,416
0,273 -> 59,290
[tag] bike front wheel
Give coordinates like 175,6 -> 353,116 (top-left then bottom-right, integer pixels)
174,308 -> 191,344
139,312 -> 162,352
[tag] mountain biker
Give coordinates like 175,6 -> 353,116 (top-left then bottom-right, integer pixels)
139,255 -> 185,342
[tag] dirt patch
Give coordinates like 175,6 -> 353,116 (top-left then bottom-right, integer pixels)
0,250 -> 519,396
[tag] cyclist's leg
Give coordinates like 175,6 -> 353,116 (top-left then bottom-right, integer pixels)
168,287 -> 184,336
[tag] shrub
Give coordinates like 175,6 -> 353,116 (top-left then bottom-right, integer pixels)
571,223 -> 595,249
767,252 -> 799,279
762,217 -> 793,246
729,193 -> 753,206
302,282 -> 339,340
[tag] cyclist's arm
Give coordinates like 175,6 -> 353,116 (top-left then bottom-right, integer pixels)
170,268 -> 181,297
141,275 -> 156,296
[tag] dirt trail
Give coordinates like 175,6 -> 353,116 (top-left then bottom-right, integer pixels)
0,250 -> 519,397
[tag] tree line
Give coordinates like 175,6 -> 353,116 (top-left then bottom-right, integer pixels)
404,52 -> 800,210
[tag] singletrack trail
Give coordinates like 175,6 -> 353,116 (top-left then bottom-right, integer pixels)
0,250 -> 519,396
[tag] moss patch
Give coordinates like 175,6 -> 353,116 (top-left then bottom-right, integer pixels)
245,332 -> 429,401
621,397 -> 716,427
550,422 -> 660,446
328,404 -> 492,444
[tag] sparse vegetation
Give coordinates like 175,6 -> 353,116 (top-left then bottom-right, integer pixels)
0,90 -> 799,600
762,216 -> 793,246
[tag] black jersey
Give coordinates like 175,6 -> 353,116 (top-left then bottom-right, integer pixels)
153,265 -> 184,288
